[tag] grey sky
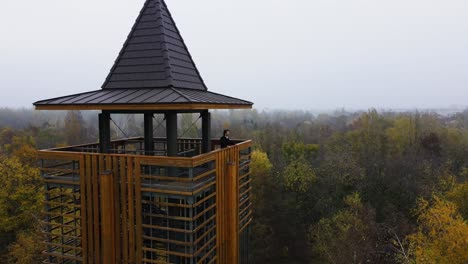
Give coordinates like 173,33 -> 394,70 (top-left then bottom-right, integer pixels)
1,0 -> 467,110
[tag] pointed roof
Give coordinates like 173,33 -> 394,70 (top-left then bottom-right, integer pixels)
102,0 -> 206,90
33,0 -> 252,111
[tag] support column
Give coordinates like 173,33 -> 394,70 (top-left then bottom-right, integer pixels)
201,110 -> 211,153
165,112 -> 178,157
99,112 -> 111,153
144,113 -> 154,155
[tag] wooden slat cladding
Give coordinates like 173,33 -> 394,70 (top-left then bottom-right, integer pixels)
39,140 -> 252,264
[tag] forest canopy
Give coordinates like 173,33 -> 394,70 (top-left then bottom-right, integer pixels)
0,107 -> 467,263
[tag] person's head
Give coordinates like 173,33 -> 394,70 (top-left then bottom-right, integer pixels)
223,129 -> 231,137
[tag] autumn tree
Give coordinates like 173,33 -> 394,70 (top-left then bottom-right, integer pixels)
407,196 -> 468,264
63,110 -> 87,145
310,193 -> 379,264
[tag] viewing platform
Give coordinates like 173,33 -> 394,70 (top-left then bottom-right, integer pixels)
39,138 -> 252,263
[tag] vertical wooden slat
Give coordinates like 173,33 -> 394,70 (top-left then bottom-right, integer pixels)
85,155 -> 94,264
79,155 -> 87,264
121,157 -> 129,263
92,155 -> 101,263
135,159 -> 143,262
127,157 -> 136,263
216,152 -> 221,264
100,171 -> 116,264
113,156 -> 122,263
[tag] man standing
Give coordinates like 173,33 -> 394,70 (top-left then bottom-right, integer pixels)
220,129 -> 235,148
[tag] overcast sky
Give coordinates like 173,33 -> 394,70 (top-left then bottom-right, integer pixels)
0,0 -> 467,110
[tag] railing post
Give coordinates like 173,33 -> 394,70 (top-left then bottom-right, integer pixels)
226,153 -> 239,264
100,171 -> 116,264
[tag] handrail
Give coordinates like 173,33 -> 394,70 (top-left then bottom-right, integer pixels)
38,138 -> 252,165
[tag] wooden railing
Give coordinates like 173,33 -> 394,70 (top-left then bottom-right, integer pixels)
38,139 -> 252,264
47,137 -> 245,158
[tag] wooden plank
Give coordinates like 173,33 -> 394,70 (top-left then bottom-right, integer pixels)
79,155 -> 87,264
91,155 -> 100,263
120,156 -> 129,263
85,155 -> 94,264
100,171 -> 116,264
127,157 -> 136,263
113,156 -> 122,264
139,156 -> 192,167
135,159 -> 143,263
38,151 -> 81,160
141,181 -> 215,196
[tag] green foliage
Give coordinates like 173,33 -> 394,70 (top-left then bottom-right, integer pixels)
282,141 -> 319,163
310,193 -> 379,264
283,158 -> 316,193
63,110 -> 87,145
0,156 -> 42,233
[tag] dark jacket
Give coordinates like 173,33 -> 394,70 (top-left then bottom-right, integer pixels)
220,136 -> 234,148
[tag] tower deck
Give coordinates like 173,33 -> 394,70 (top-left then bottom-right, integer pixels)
39,138 -> 252,264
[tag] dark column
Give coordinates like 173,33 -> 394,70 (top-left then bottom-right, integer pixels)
165,112 -> 178,157
99,112 -> 111,153
144,113 -> 154,155
201,110 -> 211,153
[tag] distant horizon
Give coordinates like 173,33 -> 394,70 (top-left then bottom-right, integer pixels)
1,105 -> 466,116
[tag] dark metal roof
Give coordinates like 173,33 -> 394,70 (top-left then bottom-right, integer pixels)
33,0 -> 253,111
34,88 -> 252,110
102,0 -> 206,90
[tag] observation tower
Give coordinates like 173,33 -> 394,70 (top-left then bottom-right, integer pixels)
34,0 -> 253,263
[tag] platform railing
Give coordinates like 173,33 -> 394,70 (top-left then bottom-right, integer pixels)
47,137 -> 245,158
38,139 -> 252,264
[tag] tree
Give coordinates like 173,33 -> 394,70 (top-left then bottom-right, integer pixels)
445,181 -> 468,220
63,111 -> 86,145
8,230 -> 43,264
407,196 -> 468,264
249,150 -> 277,262
0,156 -> 42,233
310,193 -> 379,264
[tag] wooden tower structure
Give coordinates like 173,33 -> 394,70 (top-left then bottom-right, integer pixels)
33,0 -> 253,263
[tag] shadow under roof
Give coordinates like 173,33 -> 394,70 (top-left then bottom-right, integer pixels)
33,0 -> 253,111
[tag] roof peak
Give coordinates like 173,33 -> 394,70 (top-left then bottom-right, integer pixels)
101,0 -> 207,91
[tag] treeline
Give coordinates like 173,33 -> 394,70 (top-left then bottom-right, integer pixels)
0,108 -> 467,263
244,109 -> 468,263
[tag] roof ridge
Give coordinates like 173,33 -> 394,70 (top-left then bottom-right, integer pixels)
161,0 -> 208,91
101,0 -> 152,89
171,87 -> 197,102
157,0 -> 174,87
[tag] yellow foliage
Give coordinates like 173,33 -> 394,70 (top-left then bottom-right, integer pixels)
407,196 -> 468,264
446,181 -> 468,220
8,231 -> 43,264
0,156 -> 42,232
250,150 -> 272,178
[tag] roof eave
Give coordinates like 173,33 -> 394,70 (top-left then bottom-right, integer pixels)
34,103 -> 253,111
